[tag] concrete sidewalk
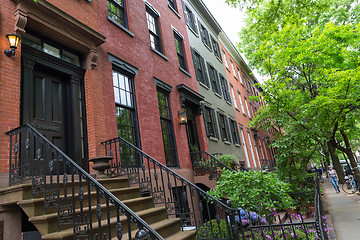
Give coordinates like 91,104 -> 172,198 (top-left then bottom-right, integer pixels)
322,177 -> 360,240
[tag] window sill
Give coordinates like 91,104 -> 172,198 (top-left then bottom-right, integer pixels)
204,43 -> 212,52
226,67 -> 231,72
209,136 -> 219,142
224,140 -> 231,145
235,107 -> 240,112
214,92 -> 222,99
151,47 -> 169,61
179,67 -> 191,78
199,81 -> 210,90
216,56 -> 222,63
243,113 -> 247,117
226,100 -> 232,106
235,143 -> 241,147
188,25 -> 199,37
108,16 -> 134,38
168,4 -> 181,18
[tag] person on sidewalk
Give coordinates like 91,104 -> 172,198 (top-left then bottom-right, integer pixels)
327,165 -> 340,193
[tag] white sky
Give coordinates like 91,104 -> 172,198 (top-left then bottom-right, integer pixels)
202,0 -> 266,83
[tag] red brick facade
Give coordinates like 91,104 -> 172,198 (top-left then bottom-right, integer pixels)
0,0 -> 207,174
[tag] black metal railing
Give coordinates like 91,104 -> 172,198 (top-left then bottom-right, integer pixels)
314,177 -> 329,240
103,137 -> 241,239
8,124 -> 162,240
189,151 -> 235,180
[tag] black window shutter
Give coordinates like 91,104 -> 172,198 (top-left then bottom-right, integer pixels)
235,121 -> 240,144
190,48 -> 201,82
207,62 -> 215,92
211,108 -> 219,139
217,111 -> 223,141
201,103 -> 209,137
225,116 -> 231,143
214,68 -> 221,96
200,56 -> 209,87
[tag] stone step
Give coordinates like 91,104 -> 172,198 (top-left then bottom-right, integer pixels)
166,229 -> 197,240
28,196 -> 155,235
0,177 -> 129,206
18,186 -> 140,217
41,207 -> 169,240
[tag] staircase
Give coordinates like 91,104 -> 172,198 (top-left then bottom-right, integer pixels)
2,124 -> 199,240
0,176 -> 195,240
3,124 -> 242,240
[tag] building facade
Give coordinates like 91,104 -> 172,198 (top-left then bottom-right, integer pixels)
219,32 -> 275,169
182,0 -> 244,165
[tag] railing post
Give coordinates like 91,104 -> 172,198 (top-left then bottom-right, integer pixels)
135,229 -> 148,240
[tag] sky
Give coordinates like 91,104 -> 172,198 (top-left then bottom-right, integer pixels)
201,0 -> 266,83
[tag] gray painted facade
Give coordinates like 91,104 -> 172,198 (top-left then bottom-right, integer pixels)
181,0 -> 244,161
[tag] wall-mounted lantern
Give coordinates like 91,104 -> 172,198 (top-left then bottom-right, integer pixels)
4,33 -> 20,60
178,109 -> 187,125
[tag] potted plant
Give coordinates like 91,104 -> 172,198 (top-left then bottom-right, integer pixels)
218,155 -> 237,169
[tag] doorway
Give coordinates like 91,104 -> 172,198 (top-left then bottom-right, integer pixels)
185,107 -> 200,153
21,45 -> 87,169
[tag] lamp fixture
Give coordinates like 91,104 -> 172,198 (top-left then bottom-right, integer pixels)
178,109 -> 187,125
4,33 -> 20,60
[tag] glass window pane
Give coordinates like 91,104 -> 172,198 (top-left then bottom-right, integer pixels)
43,43 -> 60,58
62,50 -> 80,66
22,34 -> 42,51
114,88 -> 120,104
113,72 -> 119,87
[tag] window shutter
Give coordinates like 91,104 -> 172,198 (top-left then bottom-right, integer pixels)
201,103 -> 209,137
211,108 -> 219,139
225,79 -> 232,104
200,56 -> 209,87
207,62 -> 215,92
217,111 -> 223,141
214,68 -> 221,96
193,16 -> 198,34
190,47 -> 201,82
235,121 -> 240,144
225,116 -> 231,143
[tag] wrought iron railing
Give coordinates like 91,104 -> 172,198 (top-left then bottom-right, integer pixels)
102,137 -> 241,239
189,151 -> 235,180
314,177 -> 329,240
8,124 -> 162,240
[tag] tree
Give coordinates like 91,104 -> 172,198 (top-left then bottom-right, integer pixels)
225,0 -> 360,183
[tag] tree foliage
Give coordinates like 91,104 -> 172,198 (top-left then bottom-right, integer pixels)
208,169 -> 293,216
223,0 -> 360,183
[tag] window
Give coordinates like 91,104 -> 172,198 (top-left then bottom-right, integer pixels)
217,112 -> 231,142
183,5 -> 197,33
219,74 -> 231,103
202,105 -> 219,139
113,70 -> 138,165
239,126 -> 251,167
191,48 -> 209,87
211,36 -> 222,60
157,89 -> 178,167
230,85 -> 238,109
229,119 -> 240,145
247,130 -> 257,168
199,24 -> 211,49
207,63 -> 221,95
146,7 -> 162,52
168,0 -> 176,11
237,67 -> 243,84
238,91 -> 246,115
174,32 -> 186,70
222,50 -> 229,69
108,0 -> 128,28
230,59 -> 236,78
244,96 -> 251,117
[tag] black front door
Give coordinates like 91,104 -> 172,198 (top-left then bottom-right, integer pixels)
21,46 -> 86,169
31,67 -> 67,152
185,108 -> 200,152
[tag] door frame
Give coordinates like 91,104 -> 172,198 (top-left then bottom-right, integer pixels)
21,45 -> 88,169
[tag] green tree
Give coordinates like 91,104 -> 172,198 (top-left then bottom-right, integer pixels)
225,0 -> 360,183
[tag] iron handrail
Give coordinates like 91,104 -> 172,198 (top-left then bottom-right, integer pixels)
314,177 -> 329,240
102,136 -> 240,239
8,124 -> 163,240
191,150 -> 235,171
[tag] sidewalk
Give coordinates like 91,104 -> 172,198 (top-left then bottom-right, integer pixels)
322,177 -> 360,240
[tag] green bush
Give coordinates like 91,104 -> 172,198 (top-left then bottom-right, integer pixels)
208,169 -> 293,216
197,219 -> 233,239
218,154 -> 237,168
